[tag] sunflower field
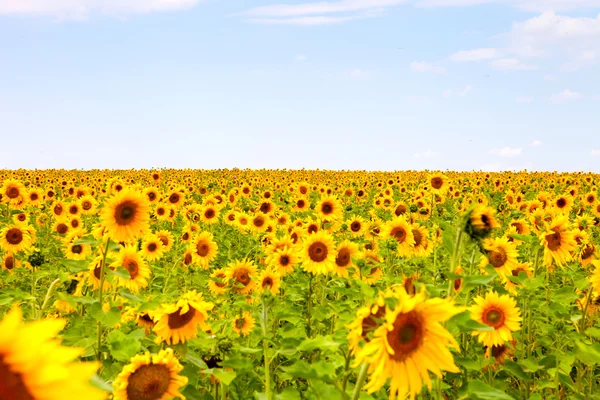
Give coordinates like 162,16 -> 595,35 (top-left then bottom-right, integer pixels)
2,169 -> 600,400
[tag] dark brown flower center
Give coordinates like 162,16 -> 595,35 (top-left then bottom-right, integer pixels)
69,205 -> 78,214
321,203 -> 333,215
126,363 -> 171,400
167,306 -> 196,329
82,201 -> 92,210
115,201 -> 137,225
390,227 -> 407,242
582,244 -> 595,260
350,221 -> 361,232
335,248 -> 351,267
235,269 -> 251,285
280,255 -> 290,266
148,243 -> 157,252
0,355 -> 35,400
308,242 -> 328,262
158,236 -> 169,246
262,277 -> 273,289
71,244 -> 83,254
5,228 -> 23,245
205,209 -> 215,219
431,177 -> 443,189
253,216 -> 265,227
196,242 -> 210,257
56,223 -> 68,234
412,229 -> 423,247
125,260 -> 139,279
53,204 -> 63,216
7,186 -> 20,199
489,248 -> 508,268
482,308 -> 505,328
169,193 -> 180,204
387,311 -> 424,361
545,232 -> 562,251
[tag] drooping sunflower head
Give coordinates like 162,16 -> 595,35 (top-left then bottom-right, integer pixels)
257,268 -> 282,294
114,245 -> 151,293
465,205 -> 500,240
100,188 -> 150,243
208,268 -> 229,295
333,239 -> 360,278
540,215 -> 577,267
112,348 -> 188,400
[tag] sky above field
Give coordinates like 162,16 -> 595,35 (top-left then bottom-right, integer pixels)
1,0 -> 600,172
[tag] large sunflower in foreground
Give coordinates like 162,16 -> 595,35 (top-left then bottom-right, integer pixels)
100,188 -> 150,243
540,215 -> 577,267
112,348 -> 187,400
0,306 -> 106,400
154,290 -> 214,345
300,231 -> 337,275
470,291 -> 521,348
352,287 -> 464,400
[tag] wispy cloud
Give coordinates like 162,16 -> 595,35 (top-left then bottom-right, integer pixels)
417,0 -> 600,12
549,89 -> 583,104
241,0 -> 407,24
490,146 -> 523,157
459,85 -> 472,97
414,149 -> 438,158
516,96 -> 534,104
0,0 -> 203,18
442,86 -> 472,98
490,58 -> 538,70
531,140 -> 543,147
449,48 -> 499,62
410,61 -> 446,74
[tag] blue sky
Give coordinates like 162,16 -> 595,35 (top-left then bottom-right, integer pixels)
1,0 -> 599,172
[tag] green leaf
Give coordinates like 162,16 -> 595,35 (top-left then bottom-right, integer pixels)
108,266 -> 131,279
468,379 -> 515,400
518,358 -> 543,373
89,302 -> 121,327
209,368 -> 236,385
449,311 -> 494,333
297,335 -> 341,353
89,374 -> 114,392
502,361 -> 530,381
74,235 -> 100,246
585,327 -> 600,339
507,233 -> 534,243
61,259 -> 90,273
107,330 -> 141,362
575,341 -> 600,365
275,387 -> 302,400
185,351 -> 208,369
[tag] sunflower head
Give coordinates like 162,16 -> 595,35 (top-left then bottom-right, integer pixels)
465,205 -> 499,240
100,189 -> 150,243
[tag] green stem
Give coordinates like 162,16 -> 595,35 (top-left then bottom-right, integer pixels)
307,274 -> 313,337
351,363 -> 369,400
580,287 -> 594,333
38,278 -> 61,319
261,297 -> 272,400
96,237 -> 112,361
447,227 -> 464,298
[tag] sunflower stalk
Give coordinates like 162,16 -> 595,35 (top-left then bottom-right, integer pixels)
351,362 -> 369,400
447,226 -> 464,298
96,237 -> 112,361
38,278 -> 61,319
261,294 -> 273,400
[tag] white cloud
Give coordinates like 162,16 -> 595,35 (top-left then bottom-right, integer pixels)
592,149 -> 600,156
449,48 -> 499,62
0,0 -> 202,17
295,55 -> 308,61
531,140 -> 543,147
490,58 -> 538,70
417,0 -> 600,12
516,96 -> 534,103
490,146 -> 523,157
248,15 -> 360,25
543,74 -> 556,80
414,149 -> 438,158
410,61 -> 446,74
344,68 -> 371,80
549,89 -> 583,104
458,85 -> 472,97
241,0 -> 407,24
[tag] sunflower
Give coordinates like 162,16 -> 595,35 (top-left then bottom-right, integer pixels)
266,246 -> 298,275
346,215 -> 367,237
346,293 -> 387,353
256,268 -> 282,294
580,243 -> 597,267
470,291 -> 521,348
466,205 -> 499,239
140,234 -> 165,261
208,268 -> 229,295
112,348 -> 187,400
315,195 -> 343,221
352,287 -> 463,400
333,240 -> 360,278
293,196 -> 309,212
63,231 -> 92,261
484,339 -> 516,369
52,200 -> 67,219
86,256 -> 113,291
249,213 -> 269,233
410,223 -> 433,258
301,231 -> 337,275
154,290 -> 214,345
190,231 -> 218,268
166,189 -> 185,207
381,216 -> 415,257
232,311 -> 256,336
156,230 -> 175,252
1,178 -> 26,206
1,252 -> 19,271
0,305 -> 105,400
27,188 -> 42,206
79,195 -> 97,215
226,259 -> 257,294
553,194 -> 573,213
539,215 -> 577,267
143,187 -> 159,204
113,245 -> 151,293
200,205 -> 219,225
100,188 -> 150,243
235,212 -> 251,231
479,236 -> 519,276
428,173 -> 449,194
0,223 -> 33,253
